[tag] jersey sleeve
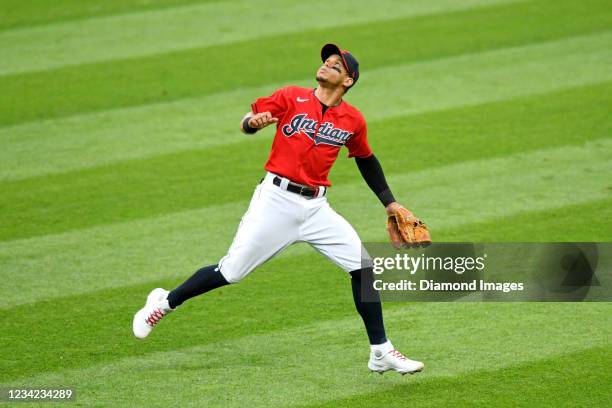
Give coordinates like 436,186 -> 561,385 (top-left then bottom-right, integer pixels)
250,87 -> 289,119
346,119 -> 373,158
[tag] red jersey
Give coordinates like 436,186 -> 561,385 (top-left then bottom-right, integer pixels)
250,86 -> 372,187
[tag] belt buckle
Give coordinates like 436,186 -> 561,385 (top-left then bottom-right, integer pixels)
298,185 -> 316,198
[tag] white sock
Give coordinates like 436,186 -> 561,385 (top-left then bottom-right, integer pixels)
370,340 -> 393,357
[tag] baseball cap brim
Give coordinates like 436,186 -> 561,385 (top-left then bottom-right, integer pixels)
321,43 -> 349,73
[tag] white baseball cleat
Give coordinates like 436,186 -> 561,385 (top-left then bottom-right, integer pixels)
132,288 -> 173,339
368,346 -> 424,375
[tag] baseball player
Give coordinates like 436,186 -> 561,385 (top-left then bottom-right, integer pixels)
133,43 -> 430,375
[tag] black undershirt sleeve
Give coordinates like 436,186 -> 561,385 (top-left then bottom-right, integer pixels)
355,154 -> 396,207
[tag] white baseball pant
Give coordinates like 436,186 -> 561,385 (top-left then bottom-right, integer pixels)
218,172 -> 366,283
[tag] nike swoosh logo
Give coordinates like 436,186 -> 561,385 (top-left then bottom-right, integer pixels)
296,97 -> 309,102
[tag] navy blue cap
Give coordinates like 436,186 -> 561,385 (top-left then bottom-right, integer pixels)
321,43 -> 359,88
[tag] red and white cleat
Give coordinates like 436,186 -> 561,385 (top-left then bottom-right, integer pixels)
368,343 -> 424,375
132,288 -> 173,339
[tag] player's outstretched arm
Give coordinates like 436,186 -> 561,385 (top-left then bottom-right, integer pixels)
240,111 -> 278,134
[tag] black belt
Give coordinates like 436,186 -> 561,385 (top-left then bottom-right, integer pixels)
272,176 -> 325,198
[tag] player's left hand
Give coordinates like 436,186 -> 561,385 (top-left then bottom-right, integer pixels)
385,202 -> 431,248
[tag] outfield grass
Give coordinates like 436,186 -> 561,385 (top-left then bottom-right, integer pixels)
1,0 -> 611,406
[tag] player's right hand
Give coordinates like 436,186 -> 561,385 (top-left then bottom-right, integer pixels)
248,112 -> 278,129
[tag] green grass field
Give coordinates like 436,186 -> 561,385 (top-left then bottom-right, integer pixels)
1,0 -> 611,406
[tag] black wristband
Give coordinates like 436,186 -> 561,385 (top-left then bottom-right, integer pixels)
242,116 -> 258,134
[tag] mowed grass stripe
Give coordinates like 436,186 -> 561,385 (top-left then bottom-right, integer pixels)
3,301 -> 610,407
440,197 -> 612,242
0,0 -> 216,31
301,346 -> 612,408
2,33 -> 612,181
350,139 -> 612,234
0,0 -> 517,76
1,0 -> 611,126
1,79 -> 610,241
2,138 -> 611,308
0,253 -> 357,380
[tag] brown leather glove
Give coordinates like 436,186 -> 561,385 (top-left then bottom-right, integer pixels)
387,205 -> 431,248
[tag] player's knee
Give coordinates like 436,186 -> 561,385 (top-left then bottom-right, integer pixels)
217,263 -> 251,284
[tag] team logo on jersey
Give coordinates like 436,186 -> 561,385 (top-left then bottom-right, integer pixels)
281,114 -> 353,147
